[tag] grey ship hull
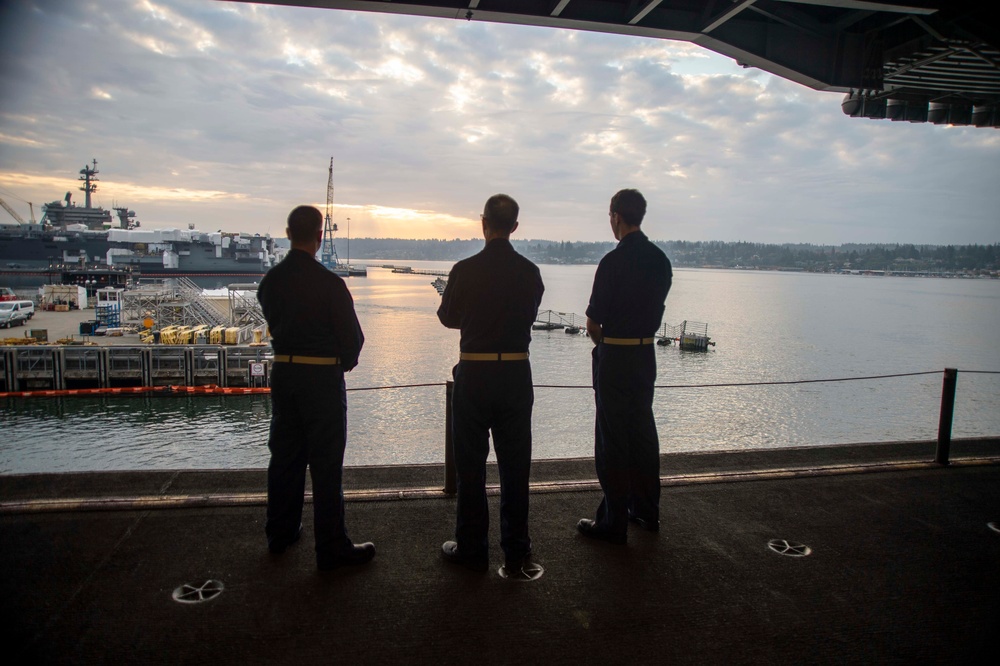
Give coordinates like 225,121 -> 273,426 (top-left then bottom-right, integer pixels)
0,225 -> 110,269
0,226 -> 273,288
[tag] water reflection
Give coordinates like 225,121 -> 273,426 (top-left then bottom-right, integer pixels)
3,395 -> 273,472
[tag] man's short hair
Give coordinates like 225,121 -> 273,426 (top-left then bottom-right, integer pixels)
482,194 -> 519,234
610,189 -> 647,227
287,205 -> 323,244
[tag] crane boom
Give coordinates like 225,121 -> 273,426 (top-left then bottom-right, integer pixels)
320,157 -> 339,269
326,157 -> 334,226
0,197 -> 27,225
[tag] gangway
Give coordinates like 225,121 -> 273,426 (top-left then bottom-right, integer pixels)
174,277 -> 229,325
658,322 -> 683,346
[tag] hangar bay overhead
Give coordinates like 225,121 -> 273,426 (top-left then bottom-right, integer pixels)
234,0 -> 1000,127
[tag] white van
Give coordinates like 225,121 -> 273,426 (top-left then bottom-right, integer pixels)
16,300 -> 35,320
0,301 -> 28,328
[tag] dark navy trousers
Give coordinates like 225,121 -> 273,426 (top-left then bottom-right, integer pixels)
451,360 -> 534,562
266,362 -> 351,556
592,343 -> 661,537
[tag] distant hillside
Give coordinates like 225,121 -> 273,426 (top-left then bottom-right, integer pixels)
335,238 -> 999,274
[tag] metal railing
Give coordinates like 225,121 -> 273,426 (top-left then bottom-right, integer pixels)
1,362 -> 997,494
320,368 -> 997,492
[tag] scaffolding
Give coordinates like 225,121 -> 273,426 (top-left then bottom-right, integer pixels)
228,283 -> 265,329
120,278 -> 229,329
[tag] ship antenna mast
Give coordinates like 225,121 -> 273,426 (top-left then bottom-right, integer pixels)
321,157 -> 339,269
79,159 -> 99,209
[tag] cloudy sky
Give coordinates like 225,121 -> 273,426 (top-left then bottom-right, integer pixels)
0,0 -> 997,245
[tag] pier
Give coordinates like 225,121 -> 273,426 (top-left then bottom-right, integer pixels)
0,301 -> 271,391
1,344 -> 272,392
371,264 -> 450,277
2,439 -> 998,663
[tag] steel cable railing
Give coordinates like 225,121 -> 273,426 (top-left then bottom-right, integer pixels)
2,367 -> 997,498
534,370 -> 946,390
339,370 -> 962,393
439,368 -> 997,492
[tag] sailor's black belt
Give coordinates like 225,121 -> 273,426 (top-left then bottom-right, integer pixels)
459,352 -> 529,361
601,337 -> 655,346
272,354 -> 341,365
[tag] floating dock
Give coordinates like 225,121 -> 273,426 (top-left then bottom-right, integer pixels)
371,264 -> 449,277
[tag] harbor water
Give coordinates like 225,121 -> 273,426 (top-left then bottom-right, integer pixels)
3,263 -> 999,473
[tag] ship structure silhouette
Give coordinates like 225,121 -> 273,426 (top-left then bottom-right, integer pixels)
0,160 -> 278,285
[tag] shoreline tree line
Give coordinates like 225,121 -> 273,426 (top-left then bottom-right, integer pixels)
332,238 -> 998,273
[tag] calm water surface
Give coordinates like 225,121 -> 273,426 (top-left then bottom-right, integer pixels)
3,263 -> 999,473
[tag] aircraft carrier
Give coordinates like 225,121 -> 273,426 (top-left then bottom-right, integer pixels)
0,161 -> 278,287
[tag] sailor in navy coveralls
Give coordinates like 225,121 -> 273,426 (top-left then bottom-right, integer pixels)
578,189 -> 672,544
258,205 -> 375,571
437,194 -> 544,573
